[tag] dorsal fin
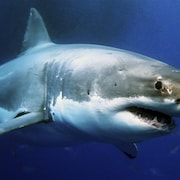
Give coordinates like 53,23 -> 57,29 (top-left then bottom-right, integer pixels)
22,8 -> 51,52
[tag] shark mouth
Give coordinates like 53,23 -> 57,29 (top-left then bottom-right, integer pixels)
126,106 -> 175,130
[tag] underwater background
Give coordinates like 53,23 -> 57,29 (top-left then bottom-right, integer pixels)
0,0 -> 180,179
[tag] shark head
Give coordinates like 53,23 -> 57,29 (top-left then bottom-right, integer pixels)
51,49 -> 180,146
93,53 -> 180,142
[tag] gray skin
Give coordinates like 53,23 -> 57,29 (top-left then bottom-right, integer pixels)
0,8 -> 180,158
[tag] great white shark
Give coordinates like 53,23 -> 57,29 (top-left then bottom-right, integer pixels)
0,8 -> 180,158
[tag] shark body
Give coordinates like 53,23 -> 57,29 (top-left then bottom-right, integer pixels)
0,8 -> 180,158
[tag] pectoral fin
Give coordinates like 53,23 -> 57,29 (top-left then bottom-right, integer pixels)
115,142 -> 138,159
0,112 -> 44,135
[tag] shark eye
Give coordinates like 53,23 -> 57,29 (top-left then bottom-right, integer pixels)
154,81 -> 163,90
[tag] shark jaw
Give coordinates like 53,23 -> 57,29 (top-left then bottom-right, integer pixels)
126,106 -> 175,131
112,96 -> 177,139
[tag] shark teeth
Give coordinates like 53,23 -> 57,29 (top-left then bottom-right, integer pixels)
126,106 -> 175,130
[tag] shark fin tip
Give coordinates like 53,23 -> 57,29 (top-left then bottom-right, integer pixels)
114,142 -> 138,159
21,8 -> 51,53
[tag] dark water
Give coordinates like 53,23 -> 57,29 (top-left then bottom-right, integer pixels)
0,0 -> 180,179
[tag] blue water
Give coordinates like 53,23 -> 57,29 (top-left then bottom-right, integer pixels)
0,0 -> 180,179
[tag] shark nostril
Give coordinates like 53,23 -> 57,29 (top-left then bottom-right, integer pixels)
175,99 -> 180,104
